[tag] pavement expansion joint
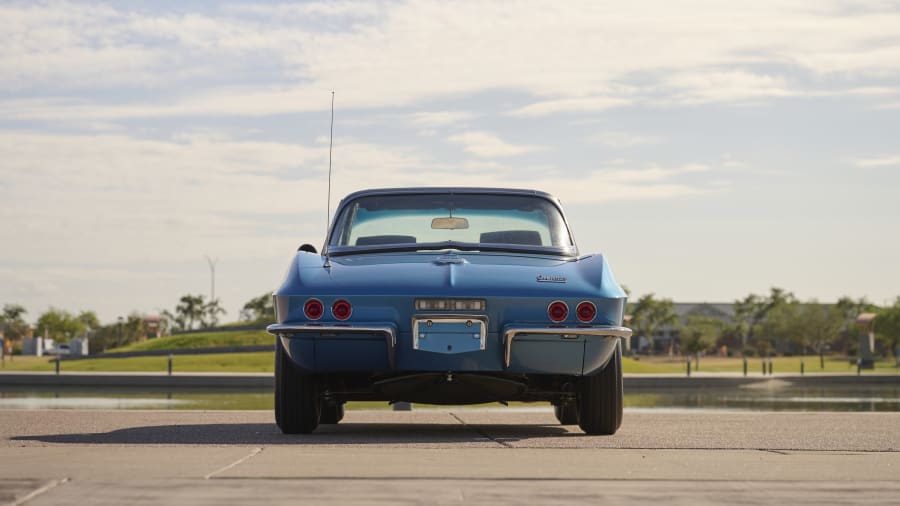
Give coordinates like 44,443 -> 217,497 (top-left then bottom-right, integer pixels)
205,476 -> 900,483
448,412 -> 513,448
7,477 -> 68,506
204,447 -> 262,480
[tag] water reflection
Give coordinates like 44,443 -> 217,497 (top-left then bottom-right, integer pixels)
0,397 -> 189,410
624,385 -> 900,412
0,385 -> 898,411
0,387 -> 273,410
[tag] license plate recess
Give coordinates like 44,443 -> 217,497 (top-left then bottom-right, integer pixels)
412,317 -> 487,355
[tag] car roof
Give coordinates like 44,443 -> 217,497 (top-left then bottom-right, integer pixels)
339,187 -> 560,203
325,187 -> 578,256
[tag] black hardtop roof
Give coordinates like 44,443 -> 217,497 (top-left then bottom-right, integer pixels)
339,187 -> 559,203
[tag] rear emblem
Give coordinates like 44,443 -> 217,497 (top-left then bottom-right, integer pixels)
536,275 -> 567,283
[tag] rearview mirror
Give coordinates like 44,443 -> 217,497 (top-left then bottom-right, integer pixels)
298,244 -> 318,253
431,217 -> 469,230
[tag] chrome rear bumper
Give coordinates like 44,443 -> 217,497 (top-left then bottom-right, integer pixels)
502,325 -> 632,368
267,323 -> 397,369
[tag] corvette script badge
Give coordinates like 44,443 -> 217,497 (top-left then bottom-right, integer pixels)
536,275 -> 567,283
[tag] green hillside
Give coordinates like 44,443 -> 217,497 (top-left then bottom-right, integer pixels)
113,329 -> 273,352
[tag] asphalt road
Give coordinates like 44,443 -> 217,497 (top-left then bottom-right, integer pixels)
1,409 -> 899,505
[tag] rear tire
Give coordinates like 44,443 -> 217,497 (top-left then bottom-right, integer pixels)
275,340 -> 320,434
576,340 -> 623,435
319,402 -> 345,424
553,401 -> 578,425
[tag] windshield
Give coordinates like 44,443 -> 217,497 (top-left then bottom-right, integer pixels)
328,193 -> 574,253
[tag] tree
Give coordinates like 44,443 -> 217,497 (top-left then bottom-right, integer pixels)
121,313 -> 147,345
733,294 -> 764,352
240,293 -> 275,322
160,309 -> 184,334
791,302 -> 844,368
835,296 -> 878,355
874,297 -> 900,358
681,315 -> 722,369
88,313 -> 150,352
77,311 -> 100,332
175,294 -> 206,331
1,304 -> 30,344
629,294 -> 678,354
36,308 -> 85,342
758,297 -> 799,353
732,287 -> 795,355
2,304 -> 27,322
201,298 -> 226,329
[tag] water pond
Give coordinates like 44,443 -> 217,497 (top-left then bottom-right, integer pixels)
1,384 -> 898,412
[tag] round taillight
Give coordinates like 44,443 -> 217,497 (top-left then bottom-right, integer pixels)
547,301 -> 569,322
332,300 -> 352,321
303,299 -> 324,320
576,301 -> 597,323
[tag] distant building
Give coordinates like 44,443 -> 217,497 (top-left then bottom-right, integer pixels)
21,331 -> 90,357
21,337 -> 48,356
145,315 -> 162,339
68,337 -> 89,356
633,302 -> 735,354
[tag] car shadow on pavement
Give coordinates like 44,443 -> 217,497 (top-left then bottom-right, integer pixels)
12,422 -> 576,445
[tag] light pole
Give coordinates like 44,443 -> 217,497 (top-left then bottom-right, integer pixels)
204,255 -> 219,302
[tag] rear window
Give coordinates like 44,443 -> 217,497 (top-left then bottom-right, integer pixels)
329,193 -> 573,250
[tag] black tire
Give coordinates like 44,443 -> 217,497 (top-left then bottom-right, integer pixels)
576,340 -> 623,435
319,402 -> 345,424
275,340 -> 320,434
553,401 -> 578,425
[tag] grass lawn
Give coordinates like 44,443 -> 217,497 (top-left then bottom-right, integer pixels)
1,352 -> 274,373
626,355 -> 900,374
3,352 -> 897,375
113,329 -> 273,352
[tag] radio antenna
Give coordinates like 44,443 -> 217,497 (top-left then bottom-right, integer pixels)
324,91 -> 335,269
326,90 -> 335,235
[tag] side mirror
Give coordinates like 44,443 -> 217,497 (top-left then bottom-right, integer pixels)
298,244 -> 317,254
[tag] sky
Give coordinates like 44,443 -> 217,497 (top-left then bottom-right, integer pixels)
1,0 -> 900,324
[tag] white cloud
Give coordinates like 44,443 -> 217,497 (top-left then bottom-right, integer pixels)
3,1 -> 900,119
518,163 -> 718,204
409,111 -> 475,128
508,97 -> 631,117
661,71 -> 795,105
0,127 -> 737,319
225,2 -> 383,20
0,131 -> 430,265
844,86 -> 900,96
446,131 -> 545,157
3,1 -> 900,319
0,130 -> 720,269
589,131 -> 663,148
854,155 -> 900,168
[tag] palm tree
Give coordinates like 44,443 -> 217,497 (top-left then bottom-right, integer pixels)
160,309 -> 184,334
201,298 -> 226,329
240,293 -> 275,322
176,295 -> 206,330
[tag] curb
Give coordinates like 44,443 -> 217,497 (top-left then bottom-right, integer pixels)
1,373 -> 896,389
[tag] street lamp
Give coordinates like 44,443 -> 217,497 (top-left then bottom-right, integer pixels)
204,255 -> 219,301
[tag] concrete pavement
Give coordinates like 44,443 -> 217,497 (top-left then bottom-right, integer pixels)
1,409 -> 899,505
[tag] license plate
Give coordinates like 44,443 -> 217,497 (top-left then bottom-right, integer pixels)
413,317 -> 486,354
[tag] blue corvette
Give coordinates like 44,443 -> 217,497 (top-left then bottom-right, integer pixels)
268,187 -> 631,434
